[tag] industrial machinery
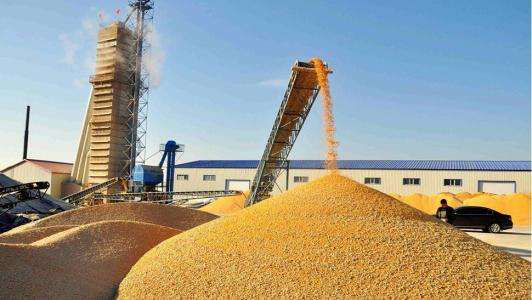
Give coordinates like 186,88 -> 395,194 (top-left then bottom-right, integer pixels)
71,0 -> 155,192
133,140 -> 184,192
0,181 -> 51,233
0,181 -> 50,203
61,177 -> 126,205
63,176 -> 239,207
65,139 -> 240,206
245,61 -> 328,206
132,165 -> 163,192
159,141 -> 182,192
91,190 -> 240,204
63,178 -> 239,207
64,1 -> 240,207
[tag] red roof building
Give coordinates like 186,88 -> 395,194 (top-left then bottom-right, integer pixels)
1,159 -> 73,198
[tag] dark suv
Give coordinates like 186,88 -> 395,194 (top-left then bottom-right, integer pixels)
449,206 -> 512,233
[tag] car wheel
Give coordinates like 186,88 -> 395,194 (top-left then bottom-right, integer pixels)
488,223 -> 501,233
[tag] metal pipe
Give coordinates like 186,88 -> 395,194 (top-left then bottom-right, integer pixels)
169,151 -> 175,192
165,155 -> 171,192
23,106 -> 30,160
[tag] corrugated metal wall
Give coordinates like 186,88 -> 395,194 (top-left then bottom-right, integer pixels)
1,162 -> 52,195
1,162 -> 72,198
173,168 -> 257,192
173,167 -> 531,195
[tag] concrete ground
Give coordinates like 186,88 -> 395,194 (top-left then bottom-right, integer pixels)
463,226 -> 531,261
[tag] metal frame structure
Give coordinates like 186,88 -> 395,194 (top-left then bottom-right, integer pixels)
61,177 -> 124,204
121,0 -> 154,183
0,182 -> 61,233
0,182 -> 49,202
62,175 -> 239,206
0,181 -> 50,215
91,190 -> 240,203
158,141 -> 184,192
245,61 -> 322,206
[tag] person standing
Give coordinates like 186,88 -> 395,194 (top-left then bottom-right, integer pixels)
436,199 -> 455,223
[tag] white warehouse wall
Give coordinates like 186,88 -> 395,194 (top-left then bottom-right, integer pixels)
1,162 -> 53,195
173,167 -> 531,195
1,161 -> 72,198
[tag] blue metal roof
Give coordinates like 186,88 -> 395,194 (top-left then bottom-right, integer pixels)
175,160 -> 531,171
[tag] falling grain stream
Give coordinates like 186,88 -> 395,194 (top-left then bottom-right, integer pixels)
311,58 -> 339,172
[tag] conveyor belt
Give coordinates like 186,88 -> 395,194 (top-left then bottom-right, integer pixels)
61,177 -> 123,204
246,61 -> 327,206
0,182 -> 49,198
91,190 -> 241,203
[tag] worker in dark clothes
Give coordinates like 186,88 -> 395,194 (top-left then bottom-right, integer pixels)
436,199 -> 455,223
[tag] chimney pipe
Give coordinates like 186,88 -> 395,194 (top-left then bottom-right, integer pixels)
23,106 -> 30,160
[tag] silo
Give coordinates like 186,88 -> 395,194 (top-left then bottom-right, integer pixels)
71,22 -> 136,192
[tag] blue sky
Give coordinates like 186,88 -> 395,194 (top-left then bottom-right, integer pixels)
0,0 -> 530,170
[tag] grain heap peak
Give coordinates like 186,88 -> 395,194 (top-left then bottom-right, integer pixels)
117,173 -> 530,299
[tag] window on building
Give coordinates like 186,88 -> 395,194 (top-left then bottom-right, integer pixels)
294,176 -> 309,183
176,174 -> 189,181
364,177 -> 381,185
444,179 -> 462,186
203,175 -> 216,181
403,178 -> 420,185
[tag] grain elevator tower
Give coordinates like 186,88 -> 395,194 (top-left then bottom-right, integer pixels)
71,1 -> 154,192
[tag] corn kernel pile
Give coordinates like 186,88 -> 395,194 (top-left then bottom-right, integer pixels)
464,193 -> 531,225
0,203 -> 218,299
0,225 -> 76,244
395,192 -> 531,225
10,202 -> 217,233
199,191 -> 249,216
398,193 -> 463,215
455,191 -> 477,200
117,174 -> 531,299
0,220 -> 179,299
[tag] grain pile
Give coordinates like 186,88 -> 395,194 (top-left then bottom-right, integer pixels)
0,225 -> 76,244
199,191 -> 249,216
0,220 -> 179,300
399,193 -> 463,216
429,193 -> 463,207
8,202 -> 217,234
394,192 -> 531,225
117,174 -> 530,299
464,193 -> 531,225
455,191 -> 475,200
388,192 -> 402,200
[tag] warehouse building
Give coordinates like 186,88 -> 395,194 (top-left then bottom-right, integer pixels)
1,159 -> 73,198
173,160 -> 531,195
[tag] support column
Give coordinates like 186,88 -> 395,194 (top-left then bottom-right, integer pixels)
286,160 -> 290,191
